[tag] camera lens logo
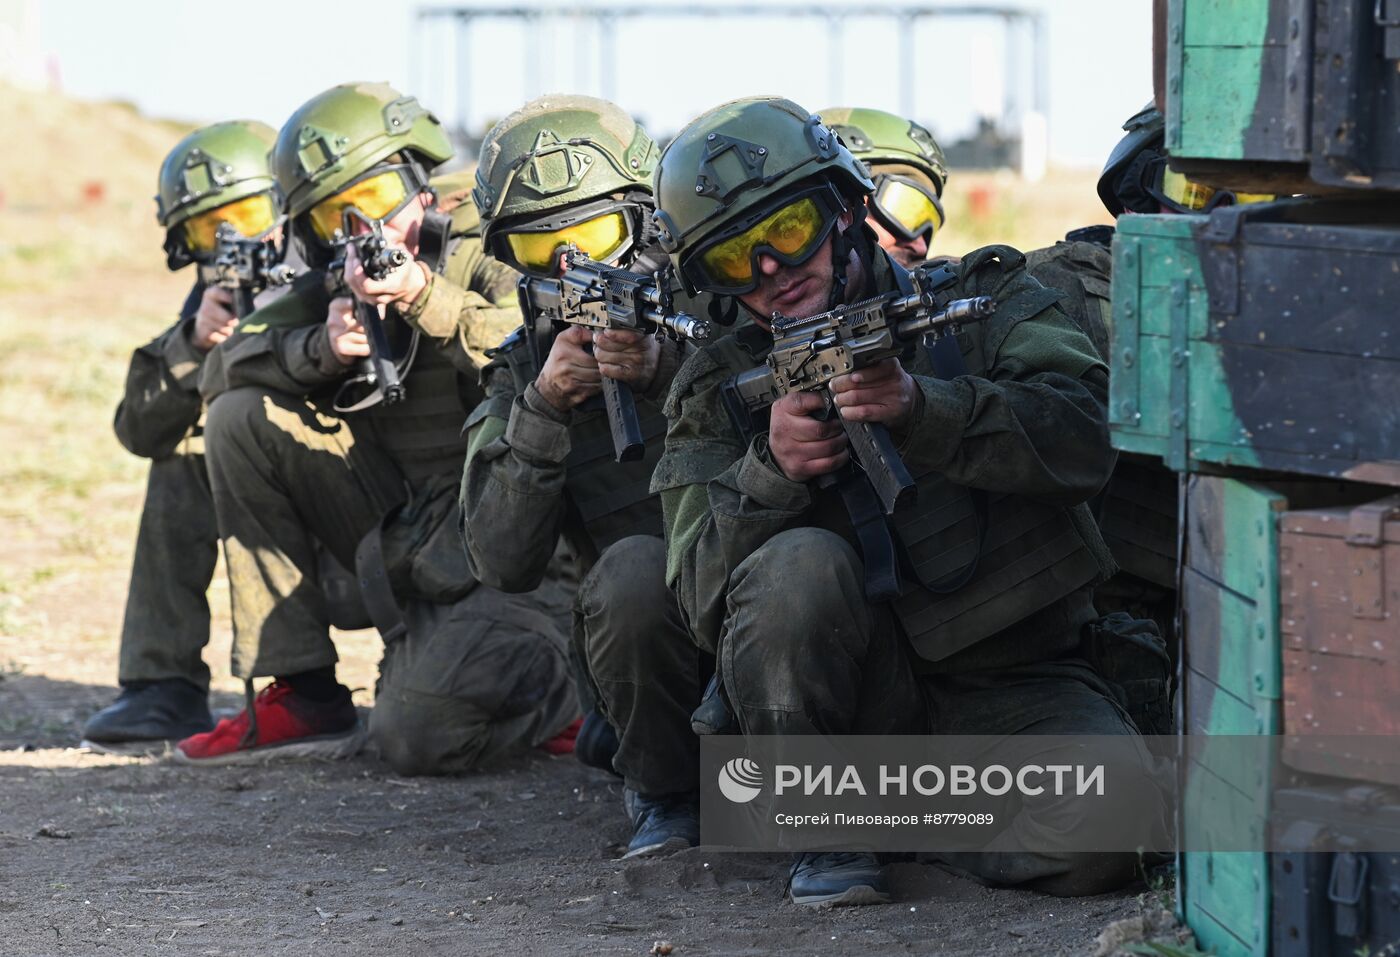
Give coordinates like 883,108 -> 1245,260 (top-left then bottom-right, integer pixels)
718,757 -> 764,804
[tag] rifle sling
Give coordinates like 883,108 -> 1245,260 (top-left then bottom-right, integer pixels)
824,466 -> 904,602
354,516 -> 408,644
333,324 -> 422,414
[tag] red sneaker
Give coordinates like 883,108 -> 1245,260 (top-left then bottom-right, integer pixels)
540,717 -> 583,755
174,680 -> 364,766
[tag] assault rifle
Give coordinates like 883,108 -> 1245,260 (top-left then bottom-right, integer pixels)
328,211 -> 411,406
200,223 -> 297,319
518,246 -> 714,462
722,273 -> 996,516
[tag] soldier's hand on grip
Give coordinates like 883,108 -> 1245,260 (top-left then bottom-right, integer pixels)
536,325 -> 603,411
343,241 -> 428,309
192,286 -> 239,353
769,391 -> 850,482
830,358 -> 918,431
325,296 -> 370,365
591,328 -> 661,390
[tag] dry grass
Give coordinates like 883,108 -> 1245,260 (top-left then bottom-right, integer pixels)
937,167 -> 1114,257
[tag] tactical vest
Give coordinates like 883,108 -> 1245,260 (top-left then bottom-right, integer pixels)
361,341 -> 473,482
490,329 -> 664,566
1024,233 -> 1113,363
1026,229 -> 1179,592
717,249 -> 1112,666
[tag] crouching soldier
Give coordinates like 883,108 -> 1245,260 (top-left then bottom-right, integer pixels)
462,96 -> 707,855
179,83 -> 577,773
649,97 -> 1165,905
83,121 -> 294,752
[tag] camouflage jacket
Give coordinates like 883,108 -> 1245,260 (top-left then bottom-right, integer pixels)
114,272 -> 293,460
197,180 -> 521,482
1024,229 -> 1113,363
199,177 -> 521,406
113,282 -> 206,459
651,243 -> 1115,658
459,329 -> 687,592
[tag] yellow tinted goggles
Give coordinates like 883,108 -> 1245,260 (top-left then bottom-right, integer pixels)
504,210 -> 630,274
182,192 -> 279,254
1159,168 -> 1275,212
693,195 -> 835,293
871,177 -> 944,241
307,168 -> 412,242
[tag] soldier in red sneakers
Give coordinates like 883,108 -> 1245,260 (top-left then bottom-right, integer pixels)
179,83 -> 578,772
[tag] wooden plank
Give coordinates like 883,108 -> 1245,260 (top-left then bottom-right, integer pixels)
1181,0 -> 1275,48
1180,47 -> 1269,160
1185,666 -> 1275,737
1281,500 -> 1400,783
1182,755 -> 1271,957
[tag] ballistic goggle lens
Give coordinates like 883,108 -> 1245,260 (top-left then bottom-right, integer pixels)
308,168 -> 412,242
872,178 -> 943,240
1156,166 -> 1275,213
693,196 -> 834,292
504,210 -> 630,274
182,192 -> 278,253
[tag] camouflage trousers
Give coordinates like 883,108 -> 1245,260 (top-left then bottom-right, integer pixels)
715,527 -> 1166,897
203,387 -> 577,775
118,447 -> 218,689
572,535 -> 704,796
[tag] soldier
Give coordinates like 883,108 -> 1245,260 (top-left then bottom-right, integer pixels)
462,96 -> 704,857
82,121 -> 289,752
819,107 -> 948,268
649,97 -> 1163,906
1026,104 -> 1271,708
177,83 -> 577,772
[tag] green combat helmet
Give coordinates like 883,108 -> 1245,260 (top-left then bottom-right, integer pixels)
270,81 -> 453,266
652,96 -> 873,298
156,120 -> 279,270
473,93 -> 658,274
1097,103 -> 1165,216
819,106 -> 948,197
820,107 -> 947,259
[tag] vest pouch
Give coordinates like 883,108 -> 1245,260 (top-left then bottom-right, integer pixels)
379,475 -> 478,606
563,402 -> 667,556
1079,611 -> 1173,735
894,480 -> 1106,665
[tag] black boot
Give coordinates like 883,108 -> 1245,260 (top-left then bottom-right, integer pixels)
81,678 -> 213,750
574,708 -> 621,776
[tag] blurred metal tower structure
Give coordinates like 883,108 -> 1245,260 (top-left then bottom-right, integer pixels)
413,3 -> 1048,170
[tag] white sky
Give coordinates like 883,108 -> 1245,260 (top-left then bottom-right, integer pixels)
37,0 -> 1151,169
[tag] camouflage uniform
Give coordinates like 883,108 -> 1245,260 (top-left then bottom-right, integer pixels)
462,337 -> 699,793
200,188 -> 577,774
113,282 -> 219,689
1025,232 -> 1179,655
648,96 -> 1164,896
88,120 -> 296,749
461,96 -> 704,797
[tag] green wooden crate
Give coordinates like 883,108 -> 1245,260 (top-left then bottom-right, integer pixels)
1109,203 -> 1400,485
1179,474 -> 1284,957
1177,476 -> 1387,955
1164,0 -> 1400,192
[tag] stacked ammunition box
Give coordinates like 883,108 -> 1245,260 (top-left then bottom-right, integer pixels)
1118,2 -> 1400,953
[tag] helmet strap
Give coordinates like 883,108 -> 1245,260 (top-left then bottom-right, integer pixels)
826,191 -> 872,310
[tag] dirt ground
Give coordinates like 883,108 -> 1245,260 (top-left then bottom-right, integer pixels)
0,83 -> 1178,956
0,685 -> 1164,957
